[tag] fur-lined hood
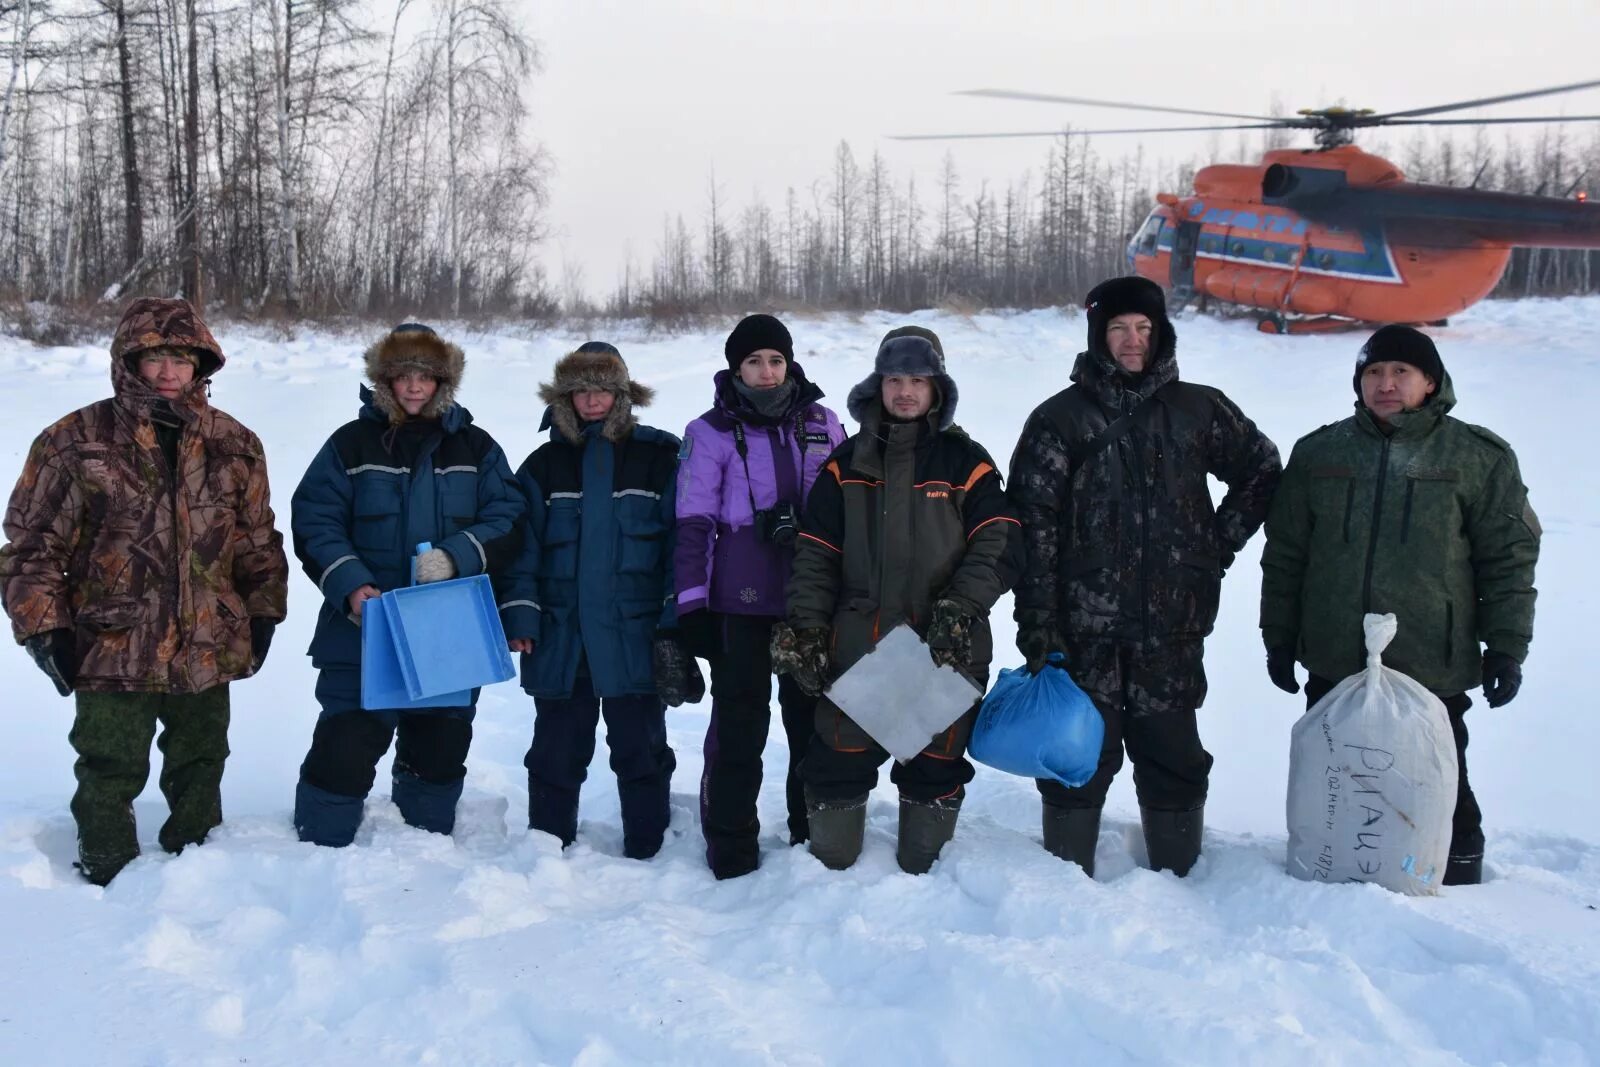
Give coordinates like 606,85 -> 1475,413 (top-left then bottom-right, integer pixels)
538,342 -> 654,443
364,323 -> 465,425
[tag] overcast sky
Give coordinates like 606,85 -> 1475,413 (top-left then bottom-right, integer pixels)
524,0 -> 1600,298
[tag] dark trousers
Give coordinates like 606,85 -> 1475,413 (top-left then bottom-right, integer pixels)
295,678 -> 475,848
801,731 -> 976,804
700,614 -> 817,876
527,670 -> 676,859
1305,674 -> 1483,864
1037,638 -> 1214,812
69,687 -> 231,883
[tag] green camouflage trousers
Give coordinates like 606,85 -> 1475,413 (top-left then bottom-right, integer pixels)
68,686 -> 231,885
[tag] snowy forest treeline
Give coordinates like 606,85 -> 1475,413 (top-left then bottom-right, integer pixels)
4,0 -> 1600,323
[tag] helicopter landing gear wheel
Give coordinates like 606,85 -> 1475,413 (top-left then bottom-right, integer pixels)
1257,312 -> 1287,334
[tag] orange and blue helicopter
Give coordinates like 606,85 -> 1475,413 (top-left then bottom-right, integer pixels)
897,81 -> 1600,333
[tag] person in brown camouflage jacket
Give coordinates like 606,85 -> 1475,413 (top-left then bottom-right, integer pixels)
0,297 -> 288,885
1008,277 -> 1280,879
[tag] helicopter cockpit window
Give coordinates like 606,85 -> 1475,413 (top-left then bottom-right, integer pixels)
1134,216 -> 1163,255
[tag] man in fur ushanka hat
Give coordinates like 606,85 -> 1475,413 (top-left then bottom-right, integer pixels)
289,322 -> 525,849
500,341 -> 698,860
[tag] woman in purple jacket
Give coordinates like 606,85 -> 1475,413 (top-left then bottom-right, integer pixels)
676,314 -> 846,879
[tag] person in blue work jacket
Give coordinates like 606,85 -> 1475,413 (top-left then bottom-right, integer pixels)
500,342 -> 696,860
290,323 -> 525,847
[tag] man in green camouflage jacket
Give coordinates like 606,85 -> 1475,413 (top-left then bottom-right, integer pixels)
0,298 -> 289,885
1260,324 -> 1539,886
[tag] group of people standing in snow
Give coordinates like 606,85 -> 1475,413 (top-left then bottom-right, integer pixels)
0,281 -> 1539,889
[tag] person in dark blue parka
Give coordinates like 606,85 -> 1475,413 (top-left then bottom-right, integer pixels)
290,323 -> 525,847
501,342 -> 696,859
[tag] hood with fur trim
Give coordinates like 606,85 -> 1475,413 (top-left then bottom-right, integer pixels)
538,342 -> 655,443
364,323 -> 465,425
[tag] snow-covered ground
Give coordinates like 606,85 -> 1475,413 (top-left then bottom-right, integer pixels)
1,299 -> 1597,1065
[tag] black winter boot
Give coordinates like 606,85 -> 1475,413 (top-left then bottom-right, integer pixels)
1443,852 -> 1483,886
806,791 -> 868,871
1042,803 -> 1101,877
896,795 -> 961,875
1140,805 -> 1203,877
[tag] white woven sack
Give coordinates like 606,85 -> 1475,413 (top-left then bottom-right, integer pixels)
1286,613 -> 1459,895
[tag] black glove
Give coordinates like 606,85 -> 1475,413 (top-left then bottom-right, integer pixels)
25,629 -> 75,697
925,599 -> 975,673
653,633 -> 706,708
677,609 -> 722,660
1266,645 -> 1300,695
1017,625 -> 1068,675
1482,650 -> 1522,708
770,622 -> 831,697
250,617 -> 277,671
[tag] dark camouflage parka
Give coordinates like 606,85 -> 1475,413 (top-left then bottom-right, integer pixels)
0,298 -> 289,693
1008,333 -> 1281,644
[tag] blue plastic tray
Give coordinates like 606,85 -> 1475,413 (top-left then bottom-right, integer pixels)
385,573 -> 516,701
361,594 -> 472,710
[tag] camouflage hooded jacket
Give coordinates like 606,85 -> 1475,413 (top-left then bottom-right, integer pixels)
0,298 -> 289,694
1260,373 -> 1539,694
1008,342 -> 1281,643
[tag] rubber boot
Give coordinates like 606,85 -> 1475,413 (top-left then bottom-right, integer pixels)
1042,803 -> 1101,877
1443,852 -> 1483,886
806,791 -> 868,871
896,795 -> 961,875
1140,805 -> 1203,877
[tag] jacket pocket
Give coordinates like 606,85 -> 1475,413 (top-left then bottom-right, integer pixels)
1310,467 -> 1356,544
615,494 -> 666,574
540,502 -> 582,580
1402,468 -> 1460,545
353,479 -> 403,552
1169,550 -> 1222,636
441,485 -> 478,535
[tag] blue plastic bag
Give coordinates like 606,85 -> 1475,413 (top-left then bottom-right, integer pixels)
969,653 -> 1104,787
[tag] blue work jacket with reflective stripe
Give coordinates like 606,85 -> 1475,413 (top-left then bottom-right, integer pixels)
291,387 -> 525,670
502,414 -> 679,699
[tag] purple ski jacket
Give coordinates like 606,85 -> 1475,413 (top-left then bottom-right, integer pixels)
675,365 -> 845,618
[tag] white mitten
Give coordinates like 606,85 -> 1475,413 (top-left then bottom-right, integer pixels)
414,548 -> 456,584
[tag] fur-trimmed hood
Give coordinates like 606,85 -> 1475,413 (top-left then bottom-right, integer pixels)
364,322 -> 465,425
538,341 -> 654,443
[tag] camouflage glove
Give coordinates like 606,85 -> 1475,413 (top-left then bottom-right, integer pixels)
25,629 -> 75,697
414,548 -> 456,584
925,599 -> 975,673
770,623 -> 831,697
250,618 -> 277,671
653,633 -> 706,708
1482,651 -> 1522,708
1266,646 -> 1300,695
1017,625 -> 1068,675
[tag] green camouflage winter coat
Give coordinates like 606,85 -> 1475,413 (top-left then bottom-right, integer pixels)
1259,373 -> 1539,694
0,299 -> 289,694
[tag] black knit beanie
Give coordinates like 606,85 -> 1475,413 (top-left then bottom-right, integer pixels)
724,314 -> 794,370
1354,325 -> 1444,398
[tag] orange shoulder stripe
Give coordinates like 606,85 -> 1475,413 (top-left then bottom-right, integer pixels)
962,461 -> 995,492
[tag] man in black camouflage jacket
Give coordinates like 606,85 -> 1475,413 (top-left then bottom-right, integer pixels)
1008,277 -> 1280,878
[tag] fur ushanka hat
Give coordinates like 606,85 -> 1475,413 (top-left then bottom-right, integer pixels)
538,340 -> 655,443
364,322 -> 465,424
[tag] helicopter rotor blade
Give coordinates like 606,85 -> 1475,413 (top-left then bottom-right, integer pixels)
956,89 -> 1280,123
888,122 -> 1292,141
1371,78 -> 1600,121
1378,114 -> 1600,128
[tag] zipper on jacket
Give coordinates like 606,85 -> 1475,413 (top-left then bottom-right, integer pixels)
1128,410 -> 1152,642
1399,479 -> 1416,543
1360,436 -> 1392,615
1342,481 -> 1354,543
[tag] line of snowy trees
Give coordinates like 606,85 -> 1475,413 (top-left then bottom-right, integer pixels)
603,128 -> 1600,319
0,0 -> 550,316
